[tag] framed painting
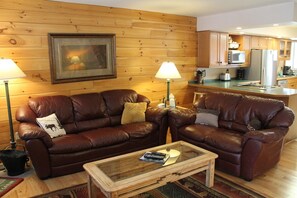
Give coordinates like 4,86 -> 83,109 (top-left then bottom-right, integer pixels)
48,33 -> 116,84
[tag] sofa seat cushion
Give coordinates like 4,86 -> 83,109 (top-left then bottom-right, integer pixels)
179,124 -> 216,142
49,134 -> 92,154
118,122 -> 157,138
79,127 -> 129,148
179,125 -> 243,153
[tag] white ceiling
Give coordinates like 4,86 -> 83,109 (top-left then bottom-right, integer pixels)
54,0 -> 297,39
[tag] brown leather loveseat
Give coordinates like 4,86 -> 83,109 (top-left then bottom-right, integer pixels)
169,92 -> 294,181
16,89 -> 168,179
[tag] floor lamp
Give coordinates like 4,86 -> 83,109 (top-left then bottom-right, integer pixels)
155,61 -> 181,105
0,58 -> 26,150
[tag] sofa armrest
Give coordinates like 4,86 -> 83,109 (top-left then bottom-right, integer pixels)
168,108 -> 196,141
15,105 -> 37,123
241,127 -> 287,180
145,107 -> 167,124
145,107 -> 168,144
242,127 -> 287,145
168,108 -> 196,128
18,123 -> 53,148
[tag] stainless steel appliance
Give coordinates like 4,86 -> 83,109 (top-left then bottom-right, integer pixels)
219,69 -> 231,81
228,50 -> 246,64
245,49 -> 278,87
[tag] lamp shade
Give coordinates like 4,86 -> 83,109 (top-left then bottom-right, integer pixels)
155,61 -> 181,79
0,58 -> 26,80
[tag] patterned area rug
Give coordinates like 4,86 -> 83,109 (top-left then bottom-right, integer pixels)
0,177 -> 24,197
42,172 -> 265,198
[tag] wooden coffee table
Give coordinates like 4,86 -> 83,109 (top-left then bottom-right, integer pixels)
83,141 -> 218,198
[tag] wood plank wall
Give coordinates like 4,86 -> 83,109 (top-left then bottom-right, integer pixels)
0,0 -> 197,148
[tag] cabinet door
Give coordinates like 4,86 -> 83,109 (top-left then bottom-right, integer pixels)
219,33 -> 228,65
279,40 -> 291,60
251,36 -> 260,49
279,40 -> 286,57
258,37 -> 268,49
209,32 -> 228,66
285,41 -> 291,58
251,36 -> 267,49
267,38 -> 278,50
209,32 -> 219,66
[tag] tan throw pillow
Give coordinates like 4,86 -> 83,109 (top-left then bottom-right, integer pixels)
121,102 -> 147,124
36,113 -> 66,138
195,108 -> 219,127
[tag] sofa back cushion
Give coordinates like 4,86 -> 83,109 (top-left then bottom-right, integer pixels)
199,92 -> 243,121
234,95 -> 284,129
196,92 -> 285,133
101,89 -> 139,126
28,96 -> 77,133
70,93 -> 110,132
101,89 -> 137,126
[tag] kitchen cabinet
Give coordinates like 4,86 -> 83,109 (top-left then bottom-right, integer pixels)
231,35 -> 251,66
279,39 -> 291,60
251,36 -> 268,49
287,77 -> 297,88
197,31 -> 228,67
267,38 -> 278,50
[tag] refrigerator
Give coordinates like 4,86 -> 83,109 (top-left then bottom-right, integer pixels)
245,49 -> 278,87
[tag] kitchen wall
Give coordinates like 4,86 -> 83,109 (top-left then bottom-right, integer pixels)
198,68 -> 237,80
0,0 -> 197,148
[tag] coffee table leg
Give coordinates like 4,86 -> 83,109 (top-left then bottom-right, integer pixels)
87,175 -> 95,198
206,159 -> 215,187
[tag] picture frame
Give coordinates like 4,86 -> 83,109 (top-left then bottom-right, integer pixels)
48,33 -> 116,84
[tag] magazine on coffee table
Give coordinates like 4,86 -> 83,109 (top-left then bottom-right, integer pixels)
139,151 -> 170,164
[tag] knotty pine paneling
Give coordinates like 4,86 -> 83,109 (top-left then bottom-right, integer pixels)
0,0 -> 197,147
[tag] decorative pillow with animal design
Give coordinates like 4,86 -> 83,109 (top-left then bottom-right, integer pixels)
36,113 -> 66,138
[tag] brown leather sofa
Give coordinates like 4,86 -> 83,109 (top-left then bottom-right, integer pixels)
169,92 -> 294,181
16,89 -> 168,179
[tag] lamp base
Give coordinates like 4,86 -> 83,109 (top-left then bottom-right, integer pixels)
0,149 -> 28,176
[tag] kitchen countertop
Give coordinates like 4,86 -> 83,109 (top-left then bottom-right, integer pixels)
188,79 -> 297,97
277,75 -> 297,80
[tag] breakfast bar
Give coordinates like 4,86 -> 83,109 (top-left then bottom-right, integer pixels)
188,80 -> 297,142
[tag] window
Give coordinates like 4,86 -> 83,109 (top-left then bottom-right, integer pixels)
286,41 -> 297,69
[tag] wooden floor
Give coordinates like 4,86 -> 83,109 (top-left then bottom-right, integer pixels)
3,140 -> 297,198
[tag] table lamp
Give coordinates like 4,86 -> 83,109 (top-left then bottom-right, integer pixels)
0,58 -> 26,150
155,61 -> 181,104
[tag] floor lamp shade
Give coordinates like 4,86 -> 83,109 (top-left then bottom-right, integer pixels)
155,61 -> 181,80
0,58 -> 26,149
0,59 -> 26,80
155,61 -> 181,102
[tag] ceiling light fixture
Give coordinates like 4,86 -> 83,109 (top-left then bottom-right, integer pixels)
273,24 -> 279,26
236,27 -> 242,30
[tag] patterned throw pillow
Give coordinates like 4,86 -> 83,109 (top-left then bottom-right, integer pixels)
195,108 -> 220,127
36,113 -> 66,138
121,102 -> 147,124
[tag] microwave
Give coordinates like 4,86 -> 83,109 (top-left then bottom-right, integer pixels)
228,50 -> 245,64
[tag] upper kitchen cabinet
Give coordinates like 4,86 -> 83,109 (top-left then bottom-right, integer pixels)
197,31 -> 228,67
267,38 -> 278,50
251,36 -> 268,49
279,39 -> 291,60
231,35 -> 251,66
